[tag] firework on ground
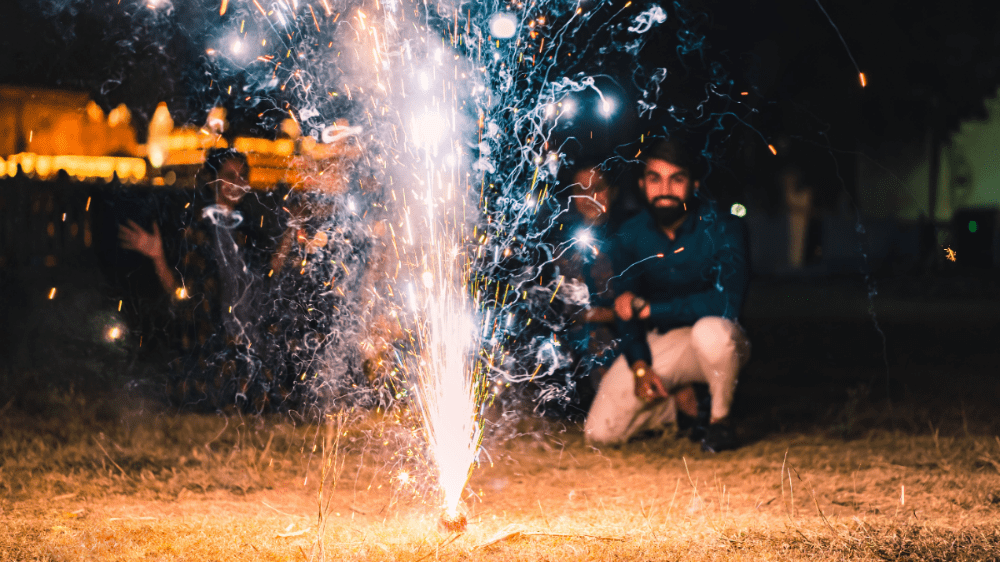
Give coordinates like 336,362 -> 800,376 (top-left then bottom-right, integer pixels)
133,0 -> 736,519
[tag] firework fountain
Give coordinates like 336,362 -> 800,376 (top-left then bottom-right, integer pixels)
197,0 -> 729,530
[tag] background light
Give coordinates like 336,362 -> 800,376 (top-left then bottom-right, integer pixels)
560,98 -> 576,118
731,203 -> 747,217
488,12 -> 518,39
598,98 -> 616,118
106,326 -> 123,342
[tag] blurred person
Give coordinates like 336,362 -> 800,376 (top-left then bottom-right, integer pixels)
118,148 -> 274,411
263,189 -> 373,409
584,140 -> 751,452
781,166 -> 817,270
558,165 -> 625,409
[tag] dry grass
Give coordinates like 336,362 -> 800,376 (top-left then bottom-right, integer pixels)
2,395 -> 1000,561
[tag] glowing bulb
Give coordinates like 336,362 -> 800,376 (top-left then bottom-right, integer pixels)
106,326 -> 123,341
544,104 -> 556,119
598,98 -> 616,118
422,270 -> 434,289
488,12 -> 518,39
560,98 -> 576,118
231,40 -> 243,54
730,203 -> 747,217
576,228 -> 594,246
418,71 -> 431,91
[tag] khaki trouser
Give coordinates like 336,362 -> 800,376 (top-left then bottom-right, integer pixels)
584,317 -> 750,446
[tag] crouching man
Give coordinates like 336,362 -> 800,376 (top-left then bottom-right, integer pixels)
584,140 -> 751,452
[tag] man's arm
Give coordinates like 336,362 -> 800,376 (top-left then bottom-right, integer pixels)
610,229 -> 654,366
645,218 -> 749,326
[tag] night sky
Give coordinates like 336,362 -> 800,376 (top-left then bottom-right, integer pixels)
2,0 -> 998,227
4,0 -> 999,149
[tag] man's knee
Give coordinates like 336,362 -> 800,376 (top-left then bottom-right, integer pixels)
583,419 -> 625,448
690,317 -> 740,358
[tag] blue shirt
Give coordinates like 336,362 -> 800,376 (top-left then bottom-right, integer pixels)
612,199 -> 749,366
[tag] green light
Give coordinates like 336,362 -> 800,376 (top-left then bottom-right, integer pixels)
968,220 -> 978,233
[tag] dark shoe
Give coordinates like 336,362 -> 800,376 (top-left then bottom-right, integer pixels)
676,410 -> 707,442
676,384 -> 712,442
701,418 -> 738,453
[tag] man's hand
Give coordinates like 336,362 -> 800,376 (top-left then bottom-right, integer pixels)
583,306 -> 615,323
615,291 -> 651,321
632,360 -> 669,401
118,220 -> 165,261
615,292 -> 635,321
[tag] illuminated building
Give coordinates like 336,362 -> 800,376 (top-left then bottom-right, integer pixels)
0,85 -> 360,190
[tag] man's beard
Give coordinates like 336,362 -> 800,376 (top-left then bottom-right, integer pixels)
649,195 -> 688,227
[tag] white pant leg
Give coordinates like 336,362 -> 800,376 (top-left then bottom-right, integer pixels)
651,317 -> 749,421
584,317 -> 749,445
585,326 -> 698,446
688,317 -> 750,421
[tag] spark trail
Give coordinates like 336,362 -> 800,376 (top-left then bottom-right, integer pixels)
197,0 -> 733,521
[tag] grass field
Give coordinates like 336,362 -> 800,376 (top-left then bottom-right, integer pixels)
3,387 -> 1000,562
3,293 -> 999,561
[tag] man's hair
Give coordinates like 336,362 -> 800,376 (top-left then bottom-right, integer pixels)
642,139 -> 700,177
203,148 -> 249,179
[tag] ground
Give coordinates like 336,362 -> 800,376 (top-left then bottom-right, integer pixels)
2,395 -> 999,561
3,280 -> 1000,561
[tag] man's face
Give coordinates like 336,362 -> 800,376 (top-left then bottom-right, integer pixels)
640,157 -> 697,210
572,168 -> 614,223
214,159 -> 250,208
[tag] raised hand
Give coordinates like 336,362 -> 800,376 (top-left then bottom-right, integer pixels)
118,220 -> 165,261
